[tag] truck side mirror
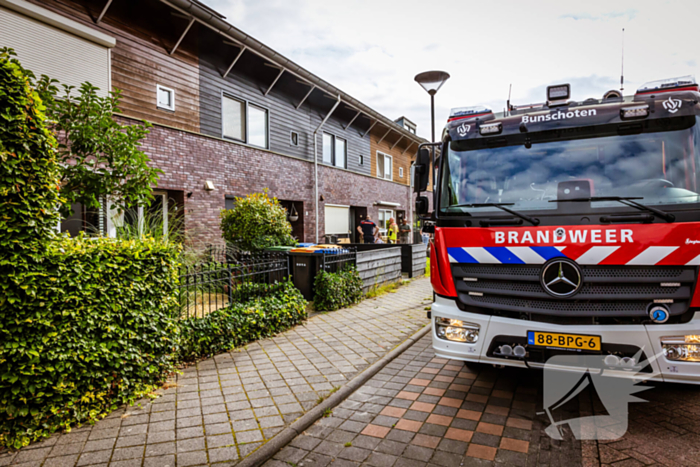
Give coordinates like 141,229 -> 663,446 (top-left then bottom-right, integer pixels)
415,196 -> 429,216
413,148 -> 431,193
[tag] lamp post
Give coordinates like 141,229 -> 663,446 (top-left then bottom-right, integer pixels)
413,71 -> 449,241
414,71 -> 450,143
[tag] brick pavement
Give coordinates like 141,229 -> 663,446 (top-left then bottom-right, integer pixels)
0,279 -> 432,467
266,335 -> 582,467
581,382 -> 700,467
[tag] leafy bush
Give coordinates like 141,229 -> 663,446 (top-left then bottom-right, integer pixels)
0,48 -> 61,257
178,280 -> 307,360
0,237 -> 180,449
220,190 -> 296,251
314,267 -> 364,311
0,48 -> 180,450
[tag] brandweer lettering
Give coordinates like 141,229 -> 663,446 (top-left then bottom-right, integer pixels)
495,229 -> 633,244
521,108 -> 597,124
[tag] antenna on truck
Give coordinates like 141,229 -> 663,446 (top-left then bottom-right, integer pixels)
506,83 -> 512,115
620,28 -> 625,91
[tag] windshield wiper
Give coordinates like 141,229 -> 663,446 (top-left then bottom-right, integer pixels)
549,196 -> 675,222
453,203 -> 540,225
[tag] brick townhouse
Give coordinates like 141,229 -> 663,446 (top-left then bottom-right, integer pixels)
0,0 -> 433,245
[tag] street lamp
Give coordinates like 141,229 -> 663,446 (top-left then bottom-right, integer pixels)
414,70 -> 450,143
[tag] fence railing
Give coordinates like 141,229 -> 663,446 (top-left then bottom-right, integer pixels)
177,252 -> 288,319
177,247 -> 357,319
320,248 -> 356,273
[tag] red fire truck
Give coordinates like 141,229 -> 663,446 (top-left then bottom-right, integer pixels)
413,77 -> 700,384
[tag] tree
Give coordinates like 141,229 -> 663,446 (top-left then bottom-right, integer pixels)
220,190 -> 297,251
35,76 -> 161,216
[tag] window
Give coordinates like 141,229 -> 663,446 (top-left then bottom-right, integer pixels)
323,133 -> 333,164
322,133 -> 347,168
222,94 -> 269,149
157,85 -> 175,111
335,137 -> 346,168
377,209 -> 394,234
290,131 -> 299,146
399,167 -> 404,178
377,151 -> 393,180
223,95 -> 245,141
248,104 -> 268,148
359,155 -> 364,165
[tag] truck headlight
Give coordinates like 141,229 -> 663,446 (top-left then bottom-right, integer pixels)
435,317 -> 479,343
662,336 -> 700,362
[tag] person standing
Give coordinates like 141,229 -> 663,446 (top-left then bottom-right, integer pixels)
387,218 -> 398,244
399,219 -> 411,244
357,215 -> 378,244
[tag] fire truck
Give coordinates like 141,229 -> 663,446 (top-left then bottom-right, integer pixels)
413,77 -> 700,384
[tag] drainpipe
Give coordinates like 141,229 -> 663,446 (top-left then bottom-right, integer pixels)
313,95 -> 342,243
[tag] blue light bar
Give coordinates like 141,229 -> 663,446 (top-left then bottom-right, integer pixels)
448,106 -> 492,122
636,75 -> 698,95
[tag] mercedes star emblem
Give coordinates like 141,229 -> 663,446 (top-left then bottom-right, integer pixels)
540,259 -> 582,297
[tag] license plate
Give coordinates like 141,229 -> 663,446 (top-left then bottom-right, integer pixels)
527,331 -> 601,351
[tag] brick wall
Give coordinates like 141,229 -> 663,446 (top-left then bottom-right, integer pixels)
131,118 -> 415,246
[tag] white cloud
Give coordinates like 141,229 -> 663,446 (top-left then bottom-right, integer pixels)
202,0 -> 700,140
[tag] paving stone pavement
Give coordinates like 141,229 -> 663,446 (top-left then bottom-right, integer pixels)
0,279 -> 432,467
581,381 -> 700,467
266,335 -> 583,467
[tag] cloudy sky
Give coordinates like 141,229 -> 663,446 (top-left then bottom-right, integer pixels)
202,0 -> 699,140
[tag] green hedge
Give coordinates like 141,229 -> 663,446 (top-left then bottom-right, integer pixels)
0,237 -> 180,449
313,267 -> 364,311
178,280 -> 307,360
0,48 -> 61,257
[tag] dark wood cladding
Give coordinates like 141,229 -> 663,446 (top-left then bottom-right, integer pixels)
198,58 -> 371,175
29,0 -> 201,132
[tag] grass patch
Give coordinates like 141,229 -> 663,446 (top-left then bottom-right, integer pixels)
366,279 -> 410,299
323,408 -> 333,418
344,442 -> 352,447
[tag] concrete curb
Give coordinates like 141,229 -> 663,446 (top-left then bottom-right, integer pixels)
236,323 -> 432,467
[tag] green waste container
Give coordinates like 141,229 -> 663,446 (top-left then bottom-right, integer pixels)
264,246 -> 295,252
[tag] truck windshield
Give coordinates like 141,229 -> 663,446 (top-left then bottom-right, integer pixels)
440,117 -> 700,215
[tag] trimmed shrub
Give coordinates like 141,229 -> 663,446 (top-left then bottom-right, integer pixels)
0,48 -> 61,256
178,280 -> 307,361
220,190 -> 296,251
313,267 -> 364,311
0,237 -> 180,449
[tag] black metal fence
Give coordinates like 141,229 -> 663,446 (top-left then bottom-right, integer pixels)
320,248 -> 356,273
176,247 -> 357,319
177,252 -> 288,319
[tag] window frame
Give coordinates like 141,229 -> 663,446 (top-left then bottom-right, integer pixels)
247,103 -> 269,149
220,91 -> 270,149
376,151 -> 393,181
156,84 -> 175,111
321,132 -> 348,169
377,208 -> 394,234
399,167 -> 404,178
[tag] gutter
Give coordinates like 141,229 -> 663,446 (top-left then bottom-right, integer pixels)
313,95 -> 342,243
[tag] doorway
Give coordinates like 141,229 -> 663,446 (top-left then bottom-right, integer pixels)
351,206 -> 367,243
279,200 -> 304,242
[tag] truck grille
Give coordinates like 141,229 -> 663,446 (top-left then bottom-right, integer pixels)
452,264 -> 697,319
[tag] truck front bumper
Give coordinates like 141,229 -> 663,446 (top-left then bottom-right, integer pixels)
431,295 -> 700,385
